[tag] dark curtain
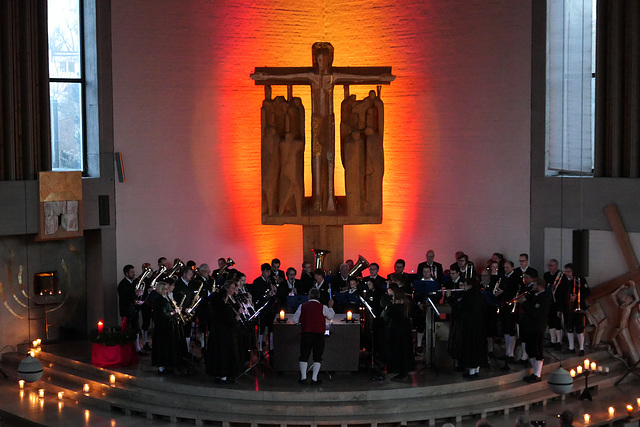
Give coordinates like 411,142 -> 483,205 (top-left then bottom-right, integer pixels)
0,0 -> 51,181
594,0 -> 640,177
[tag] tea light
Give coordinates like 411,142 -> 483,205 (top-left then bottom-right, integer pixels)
83,383 -> 90,393
36,339 -> 41,346
279,310 -> 285,321
347,310 -> 353,321
609,407 -> 615,418
597,366 -> 603,372
28,350 -> 35,357
19,390 -> 24,399
57,391 -> 64,400
38,389 -> 44,398
637,397 -> 640,408
590,362 -> 596,371
85,409 -> 90,421
109,375 -> 116,385
584,359 -> 590,369
604,366 -> 610,373
18,379 -> 25,389
97,320 -> 104,334
570,369 -> 576,377
584,414 -> 590,424
32,340 -> 38,348
577,365 -> 583,374
58,401 -> 63,411
627,405 -> 634,417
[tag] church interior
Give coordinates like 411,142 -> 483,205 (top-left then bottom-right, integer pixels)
1,0 -> 640,426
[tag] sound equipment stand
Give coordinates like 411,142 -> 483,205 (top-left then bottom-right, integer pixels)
417,297 -> 439,375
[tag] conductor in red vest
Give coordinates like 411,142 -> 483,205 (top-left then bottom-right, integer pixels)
293,287 -> 335,385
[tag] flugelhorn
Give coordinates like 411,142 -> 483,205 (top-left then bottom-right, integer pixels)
348,255 -> 370,278
165,258 -> 184,279
311,248 -> 330,271
134,265 -> 153,295
493,277 -> 502,295
149,265 -> 167,291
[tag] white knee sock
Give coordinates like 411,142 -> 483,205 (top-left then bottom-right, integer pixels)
417,332 -> 424,348
142,330 -> 148,344
312,362 -> 321,381
577,333 -> 585,350
135,333 -> 141,352
509,335 -> 517,357
533,359 -> 543,377
504,335 -> 512,357
258,334 -> 264,351
299,361 -> 308,380
520,343 -> 528,360
567,332 -> 575,350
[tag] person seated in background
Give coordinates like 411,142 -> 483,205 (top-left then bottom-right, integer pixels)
416,250 -> 444,283
312,269 -> 332,305
387,259 -> 410,287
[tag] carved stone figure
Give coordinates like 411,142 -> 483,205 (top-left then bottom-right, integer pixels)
279,132 -> 305,216
342,130 -> 365,215
364,126 -> 384,215
261,125 -> 280,216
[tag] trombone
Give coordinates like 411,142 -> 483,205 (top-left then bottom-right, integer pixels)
573,278 -> 584,313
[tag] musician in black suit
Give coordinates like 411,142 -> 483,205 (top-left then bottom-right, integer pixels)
138,263 -> 154,352
278,267 -> 303,311
335,263 -> 351,292
456,253 -> 477,281
117,264 -> 144,354
514,253 -> 534,281
249,263 -> 277,352
363,263 -> 387,292
173,266 -> 196,352
312,269 -> 332,305
520,277 -> 552,383
416,250 -> 444,283
299,262 -> 315,295
270,258 -> 286,285
386,259 -> 411,287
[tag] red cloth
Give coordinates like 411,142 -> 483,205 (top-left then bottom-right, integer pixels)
92,343 -> 139,368
299,301 -> 325,333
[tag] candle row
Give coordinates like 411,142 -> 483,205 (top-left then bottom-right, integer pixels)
19,376 -> 117,396
569,359 -> 609,376
584,401 -> 640,424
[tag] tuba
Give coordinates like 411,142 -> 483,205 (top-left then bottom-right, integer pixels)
218,257 -> 235,278
311,248 -> 330,271
149,265 -> 167,291
348,255 -> 370,278
165,258 -> 185,280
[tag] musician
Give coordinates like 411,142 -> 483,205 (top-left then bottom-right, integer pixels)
520,277 -> 552,383
299,262 -> 315,296
312,269 -> 332,305
190,264 -> 214,351
456,253 -> 477,281
157,257 -> 169,271
448,264 -> 463,289
117,264 -> 145,355
416,250 -> 444,283
139,262 -> 154,352
496,260 -> 520,363
233,272 -> 255,363
363,263 -> 386,292
293,287 -> 335,385
516,270 -> 540,365
213,258 -> 237,287
205,280 -> 241,383
152,280 -> 187,374
544,259 -> 564,350
381,284 -> 414,380
212,258 -> 227,281
249,263 -> 278,352
561,263 -> 590,356
450,279 -> 486,379
278,267 -> 301,310
514,253 -> 536,283
480,269 -> 499,360
387,259 -> 410,286
173,266 -> 196,351
336,263 -> 351,292
335,276 -> 361,313
491,252 -> 506,276
194,263 -> 215,294
270,258 -> 286,285
411,266 -> 438,354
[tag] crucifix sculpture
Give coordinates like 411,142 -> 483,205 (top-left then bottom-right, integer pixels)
250,42 -> 395,270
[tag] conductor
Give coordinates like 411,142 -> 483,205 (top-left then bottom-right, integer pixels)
293,287 -> 335,385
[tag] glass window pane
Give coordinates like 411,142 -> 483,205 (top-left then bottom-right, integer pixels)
48,0 -> 81,79
50,82 -> 83,171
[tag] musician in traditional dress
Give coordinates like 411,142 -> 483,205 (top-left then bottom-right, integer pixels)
381,284 -> 414,380
152,280 -> 187,374
544,259 -> 565,350
561,263 -> 590,356
451,279 -> 486,379
117,264 -> 144,354
293,287 -> 335,385
520,277 -> 551,383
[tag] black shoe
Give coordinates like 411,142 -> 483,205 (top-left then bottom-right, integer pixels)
554,343 -> 562,351
563,348 -> 575,354
298,378 -> 308,385
137,350 -> 148,356
310,379 -> 322,386
526,375 -> 541,383
488,352 -> 496,360
522,374 -> 534,382
508,356 -> 516,364
579,349 -> 585,356
545,342 -> 556,348
416,347 -> 423,355
519,359 -> 529,366
143,343 -> 152,352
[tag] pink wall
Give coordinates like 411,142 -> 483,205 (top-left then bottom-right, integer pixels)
111,0 -> 532,278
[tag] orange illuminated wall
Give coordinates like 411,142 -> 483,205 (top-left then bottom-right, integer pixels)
113,0 -> 532,277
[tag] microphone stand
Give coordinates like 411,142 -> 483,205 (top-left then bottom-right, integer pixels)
357,295 -> 378,375
417,296 -> 440,375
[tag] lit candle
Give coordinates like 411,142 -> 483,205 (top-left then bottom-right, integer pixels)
19,390 -> 24,399
577,365 -> 583,374
36,339 -> 41,346
570,369 -> 576,377
97,320 -> 104,334
58,290 -> 61,294
32,340 -> 38,348
347,310 -> 352,321
627,405 -> 634,418
85,409 -> 90,421
58,401 -> 63,411
609,407 -> 615,418
637,397 -> 640,408
18,380 -> 25,389
38,389 -> 44,398
584,359 -> 590,369
83,383 -> 89,393
29,350 -> 35,357
57,391 -> 64,400
584,414 -> 590,424
590,362 -> 596,371
279,310 -> 285,321
109,375 -> 116,385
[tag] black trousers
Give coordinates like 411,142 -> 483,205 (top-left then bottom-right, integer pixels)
547,302 -> 562,330
522,330 -> 544,360
565,310 -> 585,334
299,332 -> 325,363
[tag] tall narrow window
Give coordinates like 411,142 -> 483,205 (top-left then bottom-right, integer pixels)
48,0 -> 84,171
546,0 -> 596,176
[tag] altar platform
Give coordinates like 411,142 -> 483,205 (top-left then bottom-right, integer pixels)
0,341 -> 639,427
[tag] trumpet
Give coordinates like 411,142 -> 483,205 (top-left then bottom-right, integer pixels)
493,277 -> 502,296
165,258 -> 185,280
134,266 -> 153,300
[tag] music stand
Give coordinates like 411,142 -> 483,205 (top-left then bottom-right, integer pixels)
357,295 -> 378,374
418,295 -> 440,375
236,298 -> 273,379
